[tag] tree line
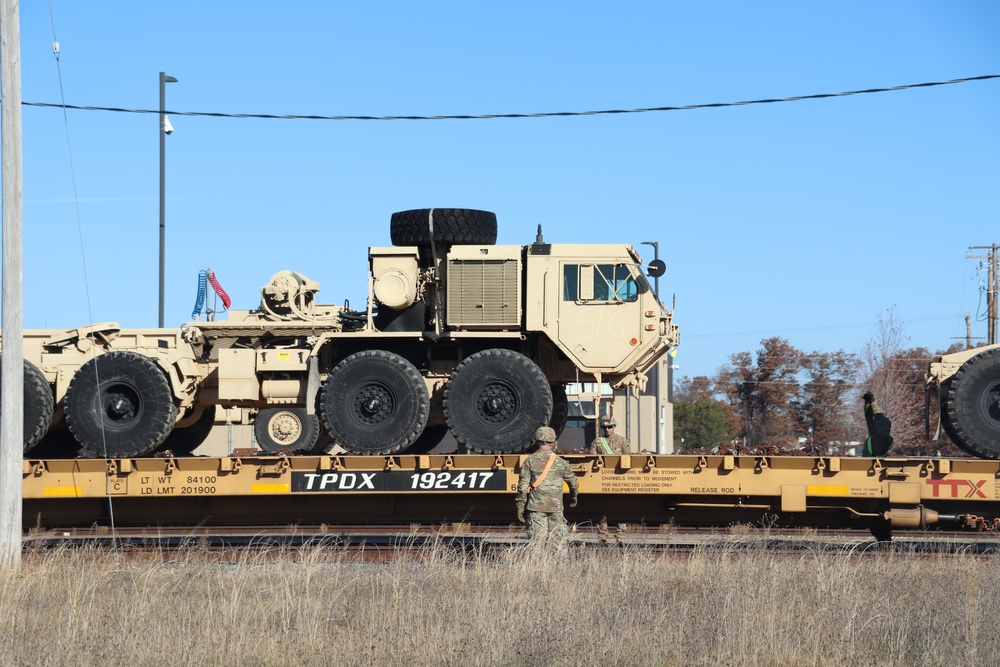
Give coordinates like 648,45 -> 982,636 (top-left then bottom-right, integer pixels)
673,311 -> 967,457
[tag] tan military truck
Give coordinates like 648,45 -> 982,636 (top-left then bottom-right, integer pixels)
5,208 -> 678,459
927,344 -> 1000,459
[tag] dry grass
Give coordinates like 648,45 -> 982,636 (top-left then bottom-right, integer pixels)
0,537 -> 995,666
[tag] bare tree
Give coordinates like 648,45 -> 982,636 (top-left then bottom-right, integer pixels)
718,337 -> 803,448
858,307 -> 960,455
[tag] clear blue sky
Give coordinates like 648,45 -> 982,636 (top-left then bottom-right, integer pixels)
9,2 -> 1000,381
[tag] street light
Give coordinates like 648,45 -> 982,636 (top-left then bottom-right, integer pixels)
159,72 -> 178,327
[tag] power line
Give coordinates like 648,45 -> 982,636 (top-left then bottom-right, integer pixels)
12,74 -> 999,122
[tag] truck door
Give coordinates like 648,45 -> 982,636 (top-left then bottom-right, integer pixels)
558,262 -> 644,370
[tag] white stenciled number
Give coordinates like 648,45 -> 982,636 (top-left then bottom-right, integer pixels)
409,472 -> 439,489
408,470 -> 496,489
468,472 -> 494,489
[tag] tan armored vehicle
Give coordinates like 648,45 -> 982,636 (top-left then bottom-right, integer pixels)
927,344 -> 1000,459
5,208 -> 678,458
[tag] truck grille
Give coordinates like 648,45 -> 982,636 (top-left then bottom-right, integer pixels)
447,259 -> 520,328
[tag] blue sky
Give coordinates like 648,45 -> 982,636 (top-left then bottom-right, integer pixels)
8,2 -> 1000,381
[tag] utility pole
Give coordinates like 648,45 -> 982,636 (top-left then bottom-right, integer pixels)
159,72 -> 177,327
0,0 -> 24,569
969,244 -> 999,345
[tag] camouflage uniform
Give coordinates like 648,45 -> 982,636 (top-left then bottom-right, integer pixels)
515,444 -> 579,552
862,392 -> 894,457
587,431 -> 631,455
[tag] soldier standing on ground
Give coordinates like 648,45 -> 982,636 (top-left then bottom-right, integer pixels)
515,426 -> 579,552
861,391 -> 894,457
587,418 -> 631,455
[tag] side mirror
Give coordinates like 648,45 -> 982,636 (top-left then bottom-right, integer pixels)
646,259 -> 666,278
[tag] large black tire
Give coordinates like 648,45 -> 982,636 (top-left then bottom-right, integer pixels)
0,357 -> 56,453
319,350 -> 429,455
159,404 -> 217,456
550,384 -> 568,437
65,351 -> 178,458
944,348 -> 1000,459
443,349 -> 553,454
254,407 -> 320,453
404,424 -> 450,455
390,208 -> 497,247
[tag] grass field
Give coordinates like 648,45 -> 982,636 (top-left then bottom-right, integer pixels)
0,537 -> 995,666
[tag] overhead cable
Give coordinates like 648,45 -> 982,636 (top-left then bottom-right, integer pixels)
13,74 -> 1000,122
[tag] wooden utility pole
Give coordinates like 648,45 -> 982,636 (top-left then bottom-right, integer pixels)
969,244 -> 999,345
0,0 -> 23,569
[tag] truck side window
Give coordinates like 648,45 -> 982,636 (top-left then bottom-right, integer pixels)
563,264 -> 578,301
563,263 -> 637,302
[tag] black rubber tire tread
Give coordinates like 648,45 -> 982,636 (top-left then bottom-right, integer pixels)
443,349 -> 553,454
319,350 -> 429,455
28,428 -> 80,459
550,384 -> 568,438
944,348 -> 1000,459
390,208 -> 497,247
0,357 -> 56,453
938,384 -> 977,456
65,351 -> 178,458
159,405 -> 217,455
254,407 -> 320,453
403,424 -> 449,455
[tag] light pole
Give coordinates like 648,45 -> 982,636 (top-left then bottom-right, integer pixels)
641,241 -> 661,452
159,72 -> 177,327
641,240 -> 660,300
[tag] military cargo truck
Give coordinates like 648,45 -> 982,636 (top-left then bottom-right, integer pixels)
927,344 -> 1000,459
4,208 -> 678,458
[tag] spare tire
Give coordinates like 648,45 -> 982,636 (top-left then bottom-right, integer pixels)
390,208 -> 497,246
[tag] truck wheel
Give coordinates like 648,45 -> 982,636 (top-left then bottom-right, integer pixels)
550,384 -> 568,437
390,208 -> 497,246
404,424 -> 450,455
444,349 -> 553,454
320,350 -> 429,455
159,405 -> 217,455
0,357 -> 56,453
255,407 -> 320,453
944,348 -> 1000,458
65,351 -> 178,458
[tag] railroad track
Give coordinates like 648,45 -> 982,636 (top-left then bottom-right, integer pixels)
21,524 -> 1000,557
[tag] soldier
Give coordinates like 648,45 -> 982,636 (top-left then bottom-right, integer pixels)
515,426 -> 579,552
861,391 -> 894,457
587,418 -> 632,455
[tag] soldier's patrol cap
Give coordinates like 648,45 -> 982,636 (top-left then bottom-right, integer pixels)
534,426 -> 557,443
602,418 -> 617,427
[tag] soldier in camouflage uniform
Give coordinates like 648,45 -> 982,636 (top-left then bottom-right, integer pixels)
515,426 -> 579,552
587,418 -> 631,455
